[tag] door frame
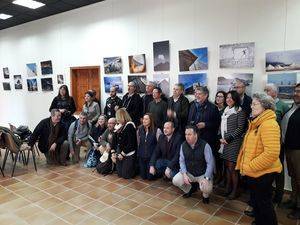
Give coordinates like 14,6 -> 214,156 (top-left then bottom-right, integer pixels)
70,66 -> 101,113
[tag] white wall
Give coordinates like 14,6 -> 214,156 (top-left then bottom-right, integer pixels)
0,0 -> 299,188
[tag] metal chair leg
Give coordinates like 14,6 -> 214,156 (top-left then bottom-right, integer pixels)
0,165 -> 4,177
2,149 -> 9,171
11,152 -> 19,177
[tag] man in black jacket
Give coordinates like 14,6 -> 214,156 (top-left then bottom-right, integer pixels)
234,79 -> 252,118
104,86 -> 122,119
188,86 -> 220,153
167,83 -> 190,134
28,109 -> 67,165
149,121 -> 182,179
281,83 -> 300,219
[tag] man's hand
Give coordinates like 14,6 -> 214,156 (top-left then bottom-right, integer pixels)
70,149 -> 75,155
183,173 -> 191,185
196,122 -> 205,129
220,139 -> 228,145
149,166 -> 156,175
75,139 -> 82,146
117,154 -> 124,161
165,167 -> 171,178
49,143 -> 57,152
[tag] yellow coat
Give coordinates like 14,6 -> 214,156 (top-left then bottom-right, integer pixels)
236,109 -> 282,178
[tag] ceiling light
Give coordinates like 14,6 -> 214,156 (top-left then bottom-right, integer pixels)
13,0 -> 45,9
0,13 -> 13,20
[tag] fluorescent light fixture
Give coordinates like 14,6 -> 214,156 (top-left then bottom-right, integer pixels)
13,0 -> 45,9
0,13 -> 13,20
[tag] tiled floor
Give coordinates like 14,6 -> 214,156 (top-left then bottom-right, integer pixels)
0,152 -> 298,225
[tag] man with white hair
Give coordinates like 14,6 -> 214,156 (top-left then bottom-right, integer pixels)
234,79 -> 252,118
264,83 -> 290,204
142,81 -> 155,115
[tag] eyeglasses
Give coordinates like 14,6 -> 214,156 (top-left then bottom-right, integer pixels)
216,95 -> 224,98
251,102 -> 261,107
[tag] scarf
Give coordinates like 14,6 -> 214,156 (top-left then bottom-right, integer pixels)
219,106 -> 241,153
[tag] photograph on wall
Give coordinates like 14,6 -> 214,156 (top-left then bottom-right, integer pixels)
14,75 -> 23,90
266,49 -> 300,72
3,82 -> 11,91
219,42 -> 255,68
57,74 -> 64,84
153,40 -> 170,71
41,78 -> 53,91
128,54 -> 146,73
178,73 -> 207,95
179,47 -> 208,72
128,75 -> 147,94
26,63 -> 37,77
3,67 -> 10,79
217,73 -> 253,96
267,72 -> 299,99
104,76 -> 123,93
40,60 -> 53,75
27,78 -> 38,92
153,74 -> 170,97
103,57 -> 123,74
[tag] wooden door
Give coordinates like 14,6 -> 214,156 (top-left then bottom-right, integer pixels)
70,66 -> 100,113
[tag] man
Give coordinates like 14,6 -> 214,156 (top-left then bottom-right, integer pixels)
122,81 -> 143,126
104,86 -> 122,119
172,126 -> 215,204
148,87 -> 168,129
99,117 -> 117,150
265,83 -> 290,204
28,109 -> 67,165
188,86 -> 220,153
167,83 -> 190,134
149,121 -> 182,179
281,83 -> 300,219
67,112 -> 92,164
234,79 -> 252,118
142,81 -> 155,115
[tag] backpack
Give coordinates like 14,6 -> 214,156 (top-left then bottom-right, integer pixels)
96,152 -> 114,175
83,147 -> 100,168
15,126 -> 32,141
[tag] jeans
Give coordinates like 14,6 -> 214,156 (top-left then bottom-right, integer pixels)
155,159 -> 177,178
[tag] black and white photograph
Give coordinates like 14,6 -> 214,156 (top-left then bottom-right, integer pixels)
41,77 -> 53,91
57,74 -> 64,84
128,75 -> 147,93
14,75 -> 23,90
2,82 -> 11,91
3,67 -> 9,79
27,78 -> 38,91
153,40 -> 170,71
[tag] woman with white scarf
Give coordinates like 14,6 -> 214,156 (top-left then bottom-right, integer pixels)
219,90 -> 247,199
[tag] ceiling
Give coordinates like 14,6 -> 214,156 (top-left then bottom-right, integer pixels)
0,0 -> 105,30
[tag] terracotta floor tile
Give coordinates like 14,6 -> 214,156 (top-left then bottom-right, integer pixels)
78,216 -> 107,225
41,173 -> 60,180
96,206 -> 125,222
182,209 -> 211,224
223,200 -> 248,212
237,215 -> 254,225
144,197 -> 169,210
15,186 -> 39,197
24,191 -> 50,203
131,205 -> 157,219
114,199 -> 139,212
0,192 -> 19,204
98,193 -> 123,205
127,181 -> 149,191
72,184 -> 95,194
48,202 -> 77,217
0,186 -> 11,195
142,186 -> 164,195
101,182 -> 122,192
205,216 -> 235,225
194,202 -> 220,215
25,210 -> 57,225
45,185 -> 69,195
157,190 -> 179,202
172,218 -> 197,225
88,179 -> 110,187
0,197 -> 30,212
0,213 -> 28,225
14,204 -> 41,219
0,178 -> 19,187
77,175 -> 96,183
113,213 -> 143,225
67,194 -> 94,207
51,176 -> 72,185
173,196 -> 200,208
5,182 -> 29,191
61,209 -> 91,224
25,177 -> 48,185
36,197 -> 63,209
55,190 -> 79,201
113,187 -> 136,197
85,188 -> 109,199
214,207 -> 242,223
148,211 -> 177,225
45,218 -> 70,225
62,180 -> 84,189
128,192 -> 153,203
80,200 -> 107,215
34,180 -> 57,190
163,203 -> 189,217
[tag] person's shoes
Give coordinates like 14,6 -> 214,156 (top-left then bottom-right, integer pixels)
227,192 -> 239,200
182,183 -> 198,198
287,208 -> 300,220
279,200 -> 296,209
244,210 -> 255,218
202,197 -> 209,204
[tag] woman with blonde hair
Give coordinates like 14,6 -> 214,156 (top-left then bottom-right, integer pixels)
114,108 -> 137,179
236,93 -> 282,225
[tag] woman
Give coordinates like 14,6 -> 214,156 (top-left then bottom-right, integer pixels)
137,113 -> 162,180
236,93 -> 281,225
49,85 -> 76,130
90,115 -> 107,144
215,91 -> 227,116
82,91 -> 100,125
219,90 -> 246,199
115,108 -> 137,179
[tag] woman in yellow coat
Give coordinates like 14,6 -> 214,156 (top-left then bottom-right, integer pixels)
236,93 -> 282,225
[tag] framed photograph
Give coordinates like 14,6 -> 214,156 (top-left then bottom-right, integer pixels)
57,74 -> 64,84
128,54 -> 146,73
128,75 -> 147,93
3,82 -> 11,91
217,73 -> 253,96
104,76 -> 123,93
26,63 -> 37,77
3,67 -> 9,79
40,60 -> 53,75
178,73 -> 207,95
103,57 -> 123,74
179,47 -> 208,71
41,78 -> 53,91
153,74 -> 170,97
14,75 -> 23,90
27,78 -> 38,92
153,40 -> 170,71
266,49 -> 300,72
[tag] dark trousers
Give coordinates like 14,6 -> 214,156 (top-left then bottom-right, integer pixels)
138,157 -> 154,180
274,146 -> 285,202
116,154 -> 135,179
155,159 -> 177,178
286,149 -> 300,207
247,173 -> 278,225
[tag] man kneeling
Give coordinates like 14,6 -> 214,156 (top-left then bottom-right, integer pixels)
172,125 -> 215,204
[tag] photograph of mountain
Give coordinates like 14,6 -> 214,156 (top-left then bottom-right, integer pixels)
266,49 -> 300,72
103,57 -> 123,74
128,54 -> 146,73
26,63 -> 37,77
153,74 -> 170,96
41,60 -> 53,75
217,73 -> 253,96
27,78 -> 38,91
153,40 -> 170,71
179,47 -> 208,71
104,76 -> 123,93
178,73 -> 207,95
14,75 -> 23,90
220,42 -> 255,68
128,75 -> 147,93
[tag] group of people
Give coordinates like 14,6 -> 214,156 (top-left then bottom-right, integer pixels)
25,80 -> 300,225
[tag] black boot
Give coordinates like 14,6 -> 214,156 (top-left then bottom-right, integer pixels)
183,182 -> 199,198
244,210 -> 255,217
202,197 -> 209,204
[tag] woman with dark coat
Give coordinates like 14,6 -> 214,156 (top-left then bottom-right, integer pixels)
49,85 -> 76,130
90,115 -> 107,144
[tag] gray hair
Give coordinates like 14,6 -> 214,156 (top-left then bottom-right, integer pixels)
195,86 -> 209,96
265,83 -> 278,93
253,92 -> 275,111
50,109 -> 61,117
79,111 -> 88,117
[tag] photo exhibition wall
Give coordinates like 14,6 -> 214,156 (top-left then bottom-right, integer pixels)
0,0 -> 300,132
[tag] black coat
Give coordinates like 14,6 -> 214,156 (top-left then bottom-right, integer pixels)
117,122 -> 137,155
241,94 -> 252,118
284,107 -> 300,150
188,100 -> 220,149
104,96 -> 122,119
28,117 -> 67,153
49,96 -> 76,117
122,93 -> 143,126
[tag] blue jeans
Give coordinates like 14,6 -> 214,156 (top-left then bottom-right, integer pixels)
155,159 -> 177,178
